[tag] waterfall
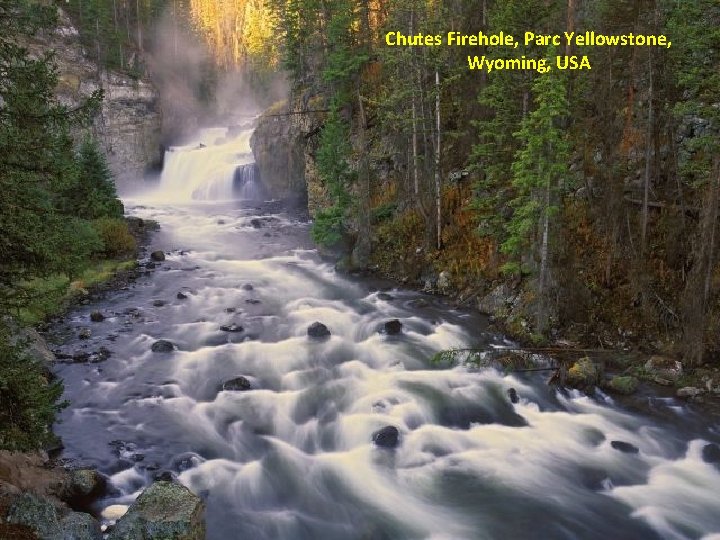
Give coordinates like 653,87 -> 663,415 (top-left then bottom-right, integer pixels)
157,126 -> 263,202
233,163 -> 264,200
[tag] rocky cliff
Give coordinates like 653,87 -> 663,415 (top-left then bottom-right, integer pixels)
28,9 -> 162,189
250,98 -> 325,208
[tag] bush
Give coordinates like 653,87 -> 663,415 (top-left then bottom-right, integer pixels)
0,322 -> 64,451
92,218 -> 137,258
52,217 -> 104,280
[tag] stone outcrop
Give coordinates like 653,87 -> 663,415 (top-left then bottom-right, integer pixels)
27,9 -> 162,189
108,481 -> 205,540
250,98 -> 324,207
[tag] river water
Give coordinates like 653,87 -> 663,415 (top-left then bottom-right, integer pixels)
50,127 -> 720,540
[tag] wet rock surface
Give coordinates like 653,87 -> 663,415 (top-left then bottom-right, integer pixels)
372,426 -> 400,448
107,481 -> 205,540
307,322 -> 331,339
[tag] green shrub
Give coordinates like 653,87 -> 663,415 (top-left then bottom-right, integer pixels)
92,218 -> 137,258
0,322 -> 65,451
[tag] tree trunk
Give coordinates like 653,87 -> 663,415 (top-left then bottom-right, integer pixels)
538,182 -> 551,333
434,69 -> 441,250
641,52 -> 653,257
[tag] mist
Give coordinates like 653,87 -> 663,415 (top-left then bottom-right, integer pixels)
147,8 -> 288,146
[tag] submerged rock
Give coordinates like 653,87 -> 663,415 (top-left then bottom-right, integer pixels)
408,298 -> 430,309
611,440 -> 639,454
372,426 -> 400,448
222,376 -> 252,391
507,388 -> 519,404
245,299 -> 261,305
152,300 -> 166,307
383,319 -> 403,335
78,328 -> 91,340
307,322 -> 331,339
608,376 -> 639,395
702,443 -> 720,464
377,292 -> 394,301
108,481 -> 205,540
89,311 -> 105,323
151,340 -> 175,353
219,324 -> 243,333
242,283 -> 254,291
150,251 -> 166,262
176,291 -> 189,300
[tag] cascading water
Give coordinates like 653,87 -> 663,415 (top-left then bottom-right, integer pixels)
157,126 -> 264,202
48,126 -> 720,540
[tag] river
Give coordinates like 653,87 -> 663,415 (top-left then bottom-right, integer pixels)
49,126 -> 720,540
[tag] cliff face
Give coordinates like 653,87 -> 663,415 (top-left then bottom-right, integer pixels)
250,99 -> 326,208
28,9 -> 162,189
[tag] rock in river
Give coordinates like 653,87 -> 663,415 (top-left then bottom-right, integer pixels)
150,250 -> 166,262
608,376 -> 639,395
372,426 -> 400,448
702,443 -> 720,464
611,440 -> 639,454
219,323 -> 243,333
4,492 -> 103,540
307,322 -> 331,339
89,311 -> 105,323
108,481 -> 205,540
676,386 -> 704,399
383,319 -> 403,335
507,388 -> 519,404
151,340 -> 175,353
222,376 -> 252,391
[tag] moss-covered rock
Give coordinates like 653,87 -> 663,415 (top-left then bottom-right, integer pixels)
608,376 -> 639,395
566,357 -> 602,390
2,492 -> 102,540
108,481 -> 205,540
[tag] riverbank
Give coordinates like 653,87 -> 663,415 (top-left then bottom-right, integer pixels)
0,215 -> 209,539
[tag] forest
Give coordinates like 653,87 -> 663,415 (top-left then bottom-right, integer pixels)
0,1 -> 719,538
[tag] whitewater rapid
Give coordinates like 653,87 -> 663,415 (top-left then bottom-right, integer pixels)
48,130 -> 720,540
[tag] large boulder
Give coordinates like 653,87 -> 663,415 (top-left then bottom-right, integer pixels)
151,340 -> 175,353
4,492 -> 61,539
307,322 -> 331,339
566,358 -> 602,390
477,283 -> 516,317
676,386 -> 704,399
108,481 -> 205,540
222,377 -> 252,391
383,320 -> 403,336
150,251 -> 166,262
372,426 -> 400,449
644,356 -> 682,384
66,469 -> 107,511
608,376 -> 639,395
3,492 -> 102,540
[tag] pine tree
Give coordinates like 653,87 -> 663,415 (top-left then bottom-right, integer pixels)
503,49 -> 571,332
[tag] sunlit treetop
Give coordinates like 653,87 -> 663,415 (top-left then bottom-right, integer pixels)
189,0 -> 278,69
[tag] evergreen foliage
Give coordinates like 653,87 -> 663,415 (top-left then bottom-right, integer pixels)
0,322 -> 65,452
0,0 -> 128,450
